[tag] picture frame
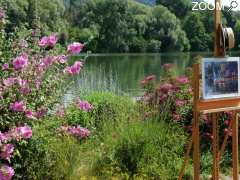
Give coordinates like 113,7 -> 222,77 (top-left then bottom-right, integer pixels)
202,57 -> 240,100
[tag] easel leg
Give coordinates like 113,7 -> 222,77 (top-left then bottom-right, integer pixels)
212,113 -> 219,180
232,111 -> 239,180
193,111 -> 200,180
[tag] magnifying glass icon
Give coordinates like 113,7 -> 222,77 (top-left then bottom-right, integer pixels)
228,0 -> 238,11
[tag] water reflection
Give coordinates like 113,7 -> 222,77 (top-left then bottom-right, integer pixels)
63,52 -> 216,103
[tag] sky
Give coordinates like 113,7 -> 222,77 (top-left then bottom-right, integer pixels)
206,0 -> 240,11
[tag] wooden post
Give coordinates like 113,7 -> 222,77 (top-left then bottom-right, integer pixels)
214,0 -> 225,57
193,64 -> 200,180
232,112 -> 239,180
212,113 -> 219,180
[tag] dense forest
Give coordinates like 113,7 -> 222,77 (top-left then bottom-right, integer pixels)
1,0 -> 240,53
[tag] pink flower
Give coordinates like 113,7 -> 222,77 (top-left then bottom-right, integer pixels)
58,125 -> 90,139
76,99 -> 93,112
15,126 -> 32,139
0,133 -> 8,143
3,77 -> 17,87
64,61 -> 83,75
176,76 -> 189,84
162,63 -> 174,70
56,55 -> 68,64
2,63 -> 9,71
159,83 -> 173,94
38,36 -> 48,47
12,53 -> 28,70
175,100 -> 186,106
67,42 -> 84,54
0,144 -> 14,160
25,110 -> 36,119
47,34 -> 58,47
0,164 -> 14,180
0,7 -> 5,21
10,101 -> 26,112
141,75 -> 156,87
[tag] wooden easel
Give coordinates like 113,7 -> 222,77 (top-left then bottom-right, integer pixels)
178,0 -> 239,179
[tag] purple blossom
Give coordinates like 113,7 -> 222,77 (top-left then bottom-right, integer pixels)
12,53 -> 28,70
67,42 -> 84,54
176,76 -> 189,84
10,101 -> 26,112
35,107 -> 47,119
76,99 -> 93,112
25,110 -> 35,119
0,164 -> 14,180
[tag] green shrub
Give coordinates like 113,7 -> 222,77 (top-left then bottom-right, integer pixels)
91,120 -> 188,179
65,92 -> 138,130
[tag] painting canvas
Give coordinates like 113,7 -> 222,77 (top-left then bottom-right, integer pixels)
202,58 -> 240,100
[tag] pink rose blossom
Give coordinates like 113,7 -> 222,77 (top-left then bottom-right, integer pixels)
67,42 -> 84,54
12,53 -> 28,70
25,110 -> 36,119
10,101 -> 26,112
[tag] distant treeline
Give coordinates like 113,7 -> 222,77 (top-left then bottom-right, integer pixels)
1,0 -> 240,53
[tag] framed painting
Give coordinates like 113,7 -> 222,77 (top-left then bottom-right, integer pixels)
202,57 -> 240,100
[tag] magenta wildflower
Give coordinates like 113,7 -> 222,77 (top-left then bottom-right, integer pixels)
0,164 -> 14,180
0,7 -> 5,21
67,42 -> 84,54
10,101 -> 26,112
58,125 -> 90,139
76,99 -> 93,112
12,53 -> 28,70
159,83 -> 173,94
25,110 -> 35,119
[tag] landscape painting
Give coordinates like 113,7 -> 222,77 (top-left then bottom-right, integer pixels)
202,58 -> 240,99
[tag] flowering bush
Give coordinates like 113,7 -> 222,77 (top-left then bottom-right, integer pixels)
0,9 -> 90,179
140,63 -> 232,147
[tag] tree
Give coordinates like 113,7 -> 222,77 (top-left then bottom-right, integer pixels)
145,5 -> 190,52
156,0 -> 191,18
183,13 -> 211,51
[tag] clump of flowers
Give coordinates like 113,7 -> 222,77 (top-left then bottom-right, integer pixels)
140,63 -> 234,149
76,99 -> 93,112
57,125 -> 90,139
0,25 -> 88,179
67,42 -> 85,54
